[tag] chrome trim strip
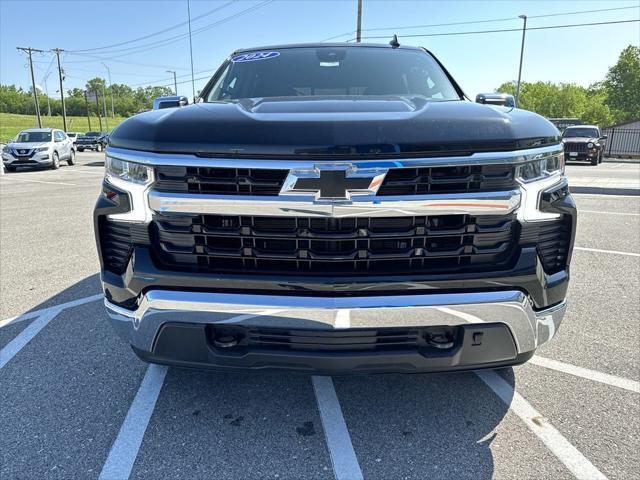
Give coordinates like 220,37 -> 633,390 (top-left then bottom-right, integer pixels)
105,290 -> 566,354
106,144 -> 562,169
148,189 -> 521,217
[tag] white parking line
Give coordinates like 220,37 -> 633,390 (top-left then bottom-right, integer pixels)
574,246 -> 640,257
579,210 -> 640,216
572,193 -> 640,198
99,364 -> 168,480
0,308 -> 62,370
476,370 -> 607,480
0,293 -> 103,329
312,376 -> 364,480
530,356 -> 640,393
0,176 -> 77,186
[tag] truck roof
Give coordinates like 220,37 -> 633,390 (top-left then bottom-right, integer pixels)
232,42 -> 423,55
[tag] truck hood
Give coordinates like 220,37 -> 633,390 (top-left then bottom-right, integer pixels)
108,97 -> 561,157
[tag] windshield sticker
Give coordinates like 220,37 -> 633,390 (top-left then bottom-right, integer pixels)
231,51 -> 280,62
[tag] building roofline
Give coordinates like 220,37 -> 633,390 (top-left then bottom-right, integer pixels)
604,118 -> 640,129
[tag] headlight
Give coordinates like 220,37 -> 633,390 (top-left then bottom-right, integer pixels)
515,153 -> 564,183
36,146 -> 49,152
105,157 -> 153,185
587,142 -> 594,148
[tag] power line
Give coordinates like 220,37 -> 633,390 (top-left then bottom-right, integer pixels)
321,5 -> 639,42
68,1 -> 237,53
355,19 -> 640,42
63,0 -> 273,60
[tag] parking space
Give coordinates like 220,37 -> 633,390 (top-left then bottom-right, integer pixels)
1,155 -> 639,479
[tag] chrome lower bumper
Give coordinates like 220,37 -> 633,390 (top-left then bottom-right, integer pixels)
105,290 -> 565,355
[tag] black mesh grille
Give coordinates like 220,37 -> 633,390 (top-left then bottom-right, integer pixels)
563,142 -> 587,153
151,213 -> 518,276
212,326 -> 424,352
520,216 -> 572,274
99,219 -> 133,274
154,166 -> 288,195
154,164 -> 517,197
377,164 -> 516,195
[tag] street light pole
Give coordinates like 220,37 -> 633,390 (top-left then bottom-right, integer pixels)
356,0 -> 362,43
43,73 -> 52,116
186,0 -> 196,100
515,15 -> 527,107
52,48 -> 68,132
166,70 -> 178,95
102,62 -> 115,118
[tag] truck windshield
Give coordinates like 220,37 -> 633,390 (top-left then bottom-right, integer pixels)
563,128 -> 599,138
205,47 -> 461,102
16,131 -> 51,142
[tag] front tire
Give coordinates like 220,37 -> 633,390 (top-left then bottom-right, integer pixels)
67,149 -> 75,165
78,147 -> 84,152
51,152 -> 60,170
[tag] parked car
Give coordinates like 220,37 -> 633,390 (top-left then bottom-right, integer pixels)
2,128 -> 75,171
95,43 -> 574,374
76,131 -> 107,152
562,125 -> 607,165
66,132 -> 82,146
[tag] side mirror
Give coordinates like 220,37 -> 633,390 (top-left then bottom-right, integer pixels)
602,135 -> 608,139
153,95 -> 189,110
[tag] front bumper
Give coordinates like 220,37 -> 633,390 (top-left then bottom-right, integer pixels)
3,153 -> 51,165
105,289 -> 565,373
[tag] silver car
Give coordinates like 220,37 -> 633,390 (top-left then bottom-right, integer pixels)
2,128 -> 75,171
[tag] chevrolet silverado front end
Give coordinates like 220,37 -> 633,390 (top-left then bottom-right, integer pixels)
94,43 -> 575,374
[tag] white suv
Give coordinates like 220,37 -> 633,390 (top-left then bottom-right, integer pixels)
2,128 -> 75,171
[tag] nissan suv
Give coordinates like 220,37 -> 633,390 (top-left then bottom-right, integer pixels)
95,43 -> 575,374
2,128 -> 75,171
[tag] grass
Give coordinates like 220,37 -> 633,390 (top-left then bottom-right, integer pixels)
0,112 -> 127,143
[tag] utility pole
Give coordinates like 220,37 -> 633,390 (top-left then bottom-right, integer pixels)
17,47 -> 44,128
102,83 -> 109,131
356,0 -> 362,43
167,70 -> 178,95
102,62 -> 115,118
52,48 -> 68,132
84,90 -> 92,130
515,15 -> 527,107
186,0 -> 196,100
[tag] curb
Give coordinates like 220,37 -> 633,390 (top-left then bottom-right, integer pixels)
570,186 -> 640,196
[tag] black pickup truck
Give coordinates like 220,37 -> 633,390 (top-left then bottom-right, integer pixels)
76,131 -> 107,152
95,43 -> 575,374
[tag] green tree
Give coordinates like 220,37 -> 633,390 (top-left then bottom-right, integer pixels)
495,80 -> 613,127
604,45 -> 640,123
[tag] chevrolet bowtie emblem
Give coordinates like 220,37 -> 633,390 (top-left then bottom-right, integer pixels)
280,164 -> 388,201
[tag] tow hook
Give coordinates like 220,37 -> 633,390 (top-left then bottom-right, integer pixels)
425,330 -> 455,349
213,335 -> 239,348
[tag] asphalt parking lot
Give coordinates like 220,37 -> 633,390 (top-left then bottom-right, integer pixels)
1,152 -> 638,480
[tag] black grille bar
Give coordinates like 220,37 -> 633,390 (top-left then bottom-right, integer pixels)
154,164 -> 517,197
151,213 -> 518,276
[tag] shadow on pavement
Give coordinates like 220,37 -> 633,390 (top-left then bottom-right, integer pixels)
333,369 -> 514,479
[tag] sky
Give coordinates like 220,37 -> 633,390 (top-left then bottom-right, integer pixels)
1,0 -> 639,101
